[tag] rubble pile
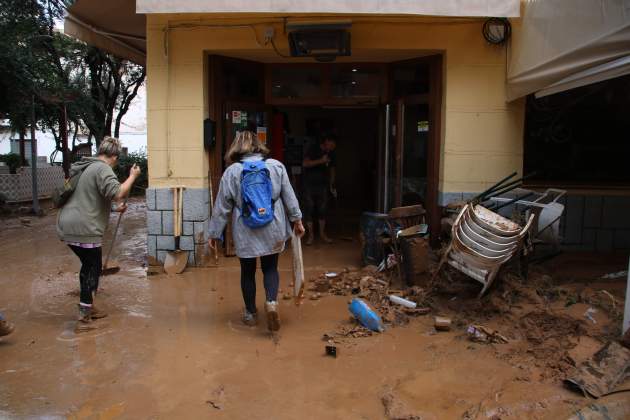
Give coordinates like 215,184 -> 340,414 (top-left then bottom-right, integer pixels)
309,265 -> 439,343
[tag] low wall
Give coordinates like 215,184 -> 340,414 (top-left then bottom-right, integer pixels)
146,187 -> 210,267
439,190 -> 630,252
559,193 -> 630,252
0,166 -> 64,202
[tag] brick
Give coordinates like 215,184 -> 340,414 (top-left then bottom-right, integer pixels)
583,196 -> 602,228
157,235 -> 175,250
146,188 -> 157,210
156,188 -> 174,210
147,235 -> 157,258
183,188 -> 209,221
581,229 -> 597,249
438,192 -> 463,206
147,211 -> 162,235
162,211 -> 174,235
563,195 -> 584,244
157,250 -> 168,263
183,221 -> 194,236
602,196 -> 630,229
179,235 -> 195,251
613,230 -> 630,250
596,230 -> 613,252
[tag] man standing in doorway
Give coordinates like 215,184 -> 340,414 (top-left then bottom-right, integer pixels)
303,134 -> 337,245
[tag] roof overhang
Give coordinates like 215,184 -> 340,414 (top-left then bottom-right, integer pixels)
64,0 -> 146,65
507,0 -> 630,100
136,0 -> 520,17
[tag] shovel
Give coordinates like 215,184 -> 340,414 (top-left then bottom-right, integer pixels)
164,186 -> 188,275
102,199 -> 128,276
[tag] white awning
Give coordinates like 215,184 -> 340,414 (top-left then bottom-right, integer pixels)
137,0 -> 520,17
535,54 -> 630,98
64,0 -> 146,65
508,0 -> 630,100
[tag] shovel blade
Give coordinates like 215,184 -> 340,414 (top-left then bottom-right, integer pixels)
101,259 -> 120,276
164,250 -> 188,275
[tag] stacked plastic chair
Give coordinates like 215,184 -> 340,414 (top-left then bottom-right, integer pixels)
435,204 -> 535,296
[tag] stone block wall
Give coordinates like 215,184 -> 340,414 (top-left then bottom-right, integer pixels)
439,190 -> 630,252
146,187 -> 209,266
558,194 -> 630,252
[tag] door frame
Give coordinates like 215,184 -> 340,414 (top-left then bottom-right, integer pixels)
389,54 -> 443,247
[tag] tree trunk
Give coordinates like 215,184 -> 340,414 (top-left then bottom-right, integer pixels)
19,129 -> 26,166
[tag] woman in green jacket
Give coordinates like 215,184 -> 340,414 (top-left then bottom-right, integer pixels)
57,137 -> 141,332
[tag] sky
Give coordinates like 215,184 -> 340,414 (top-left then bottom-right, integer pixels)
0,18 -> 148,162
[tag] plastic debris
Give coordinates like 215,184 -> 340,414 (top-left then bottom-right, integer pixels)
348,298 -> 384,332
325,345 -> 337,358
600,270 -> 628,280
584,307 -> 598,324
388,295 -> 417,309
467,325 -> 509,344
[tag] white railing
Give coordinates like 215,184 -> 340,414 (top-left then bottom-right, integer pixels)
0,166 -> 64,202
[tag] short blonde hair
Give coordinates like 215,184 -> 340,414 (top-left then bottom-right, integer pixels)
225,130 -> 269,164
98,136 -> 122,157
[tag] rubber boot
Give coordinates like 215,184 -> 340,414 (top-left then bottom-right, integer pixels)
75,305 -> 96,333
265,301 -> 280,332
90,293 -> 108,319
0,320 -> 15,337
242,308 -> 258,327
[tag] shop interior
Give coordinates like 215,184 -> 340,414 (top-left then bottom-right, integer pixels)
208,54 -> 442,243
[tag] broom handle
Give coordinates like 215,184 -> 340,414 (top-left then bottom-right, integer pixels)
103,198 -> 127,268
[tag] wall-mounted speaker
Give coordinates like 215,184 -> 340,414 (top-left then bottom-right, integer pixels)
204,119 -> 216,150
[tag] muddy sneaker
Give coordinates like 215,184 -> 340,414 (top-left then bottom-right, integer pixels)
0,320 -> 15,337
242,309 -> 258,327
90,305 -> 108,320
75,305 -> 96,333
265,301 -> 280,332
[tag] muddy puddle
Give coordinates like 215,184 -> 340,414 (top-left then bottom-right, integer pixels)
0,198 -> 628,419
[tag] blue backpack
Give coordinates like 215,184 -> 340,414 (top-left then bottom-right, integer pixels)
240,160 -> 274,229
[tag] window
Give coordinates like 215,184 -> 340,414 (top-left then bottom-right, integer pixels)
524,74 -> 630,186
271,67 -> 324,99
331,66 -> 381,99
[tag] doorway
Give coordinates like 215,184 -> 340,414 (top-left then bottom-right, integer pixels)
276,106 -> 380,237
208,54 -> 443,244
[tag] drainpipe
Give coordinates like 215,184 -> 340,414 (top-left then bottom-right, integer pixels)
30,94 -> 40,215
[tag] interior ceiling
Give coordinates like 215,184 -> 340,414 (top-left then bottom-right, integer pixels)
212,49 -> 438,63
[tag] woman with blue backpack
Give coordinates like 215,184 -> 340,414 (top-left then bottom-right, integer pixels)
208,130 -> 305,331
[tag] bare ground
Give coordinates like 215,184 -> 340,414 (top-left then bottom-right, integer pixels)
0,198 -> 628,419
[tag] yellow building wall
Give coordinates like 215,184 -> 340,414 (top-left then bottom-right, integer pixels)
146,15 -> 525,194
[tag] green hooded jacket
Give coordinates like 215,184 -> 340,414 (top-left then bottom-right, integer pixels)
56,157 -> 121,243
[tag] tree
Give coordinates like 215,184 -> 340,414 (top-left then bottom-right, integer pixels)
80,47 -> 146,147
0,0 -> 146,158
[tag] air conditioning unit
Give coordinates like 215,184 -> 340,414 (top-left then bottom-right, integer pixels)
287,22 -> 351,62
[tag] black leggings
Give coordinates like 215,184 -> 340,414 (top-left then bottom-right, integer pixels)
239,254 -> 280,314
69,245 -> 102,305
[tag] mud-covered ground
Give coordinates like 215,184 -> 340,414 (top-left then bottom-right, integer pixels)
0,199 -> 628,419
